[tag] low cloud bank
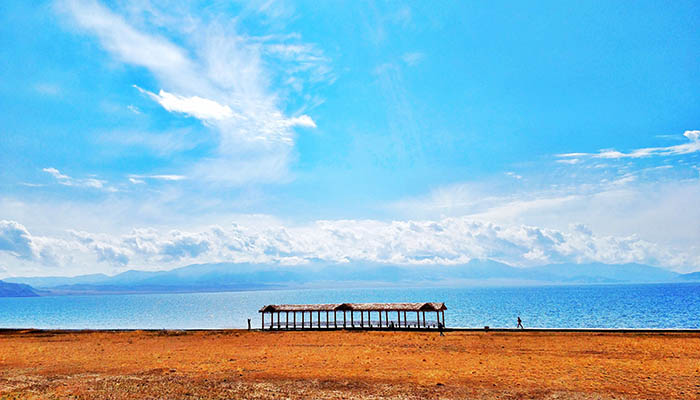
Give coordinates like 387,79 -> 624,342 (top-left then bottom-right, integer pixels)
1,217 -> 697,276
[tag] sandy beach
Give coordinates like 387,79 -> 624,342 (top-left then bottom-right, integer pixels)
0,329 -> 698,399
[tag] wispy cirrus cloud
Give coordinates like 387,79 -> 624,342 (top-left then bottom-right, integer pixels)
557,130 -> 700,160
57,0 -> 192,80
127,174 -> 187,184
98,128 -> 201,158
43,167 -> 115,191
58,0 -> 329,185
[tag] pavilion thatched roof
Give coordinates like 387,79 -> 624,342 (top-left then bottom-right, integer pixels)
259,302 -> 446,313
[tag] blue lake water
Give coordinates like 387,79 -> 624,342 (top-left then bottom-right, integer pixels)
0,283 -> 699,329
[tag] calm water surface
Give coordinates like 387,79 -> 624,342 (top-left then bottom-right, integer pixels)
0,283 -> 698,329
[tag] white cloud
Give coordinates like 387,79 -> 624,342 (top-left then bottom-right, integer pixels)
43,167 -> 112,190
148,175 -> 186,181
134,86 -> 235,122
58,0 -> 192,82
0,221 -> 65,267
59,0 -> 332,185
0,220 -> 37,260
557,130 -> 700,160
2,212 -> 698,277
556,158 -> 581,165
42,167 -> 70,181
285,115 -> 316,128
390,176 -> 700,256
505,171 -> 522,180
684,130 -> 700,141
262,42 -> 334,87
128,174 -> 187,182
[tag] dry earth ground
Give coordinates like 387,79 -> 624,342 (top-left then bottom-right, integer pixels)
1,330 -> 699,399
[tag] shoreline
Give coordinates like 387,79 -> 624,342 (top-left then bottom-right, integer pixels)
2,327 -> 699,333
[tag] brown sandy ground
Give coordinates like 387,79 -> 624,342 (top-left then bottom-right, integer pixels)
0,329 -> 699,399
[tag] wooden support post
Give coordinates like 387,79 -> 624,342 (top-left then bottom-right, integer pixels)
397,311 -> 401,327
351,311 -> 354,327
302,311 -> 305,329
403,311 -> 407,327
334,311 -> 337,328
318,311 -> 321,328
343,310 -> 346,328
261,312 -> 265,330
385,311 -> 388,328
310,311 -> 313,329
436,311 -> 440,327
442,310 -> 445,327
379,310 -> 382,327
326,311 -> 329,329
361,311 -> 364,327
422,311 -> 426,328
416,311 -> 419,328
294,312 -> 297,329
286,311 -> 289,329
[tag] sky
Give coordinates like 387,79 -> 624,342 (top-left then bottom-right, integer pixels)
1,0 -> 699,277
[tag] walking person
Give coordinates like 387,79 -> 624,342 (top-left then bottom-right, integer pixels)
438,321 -> 445,336
517,316 -> 524,329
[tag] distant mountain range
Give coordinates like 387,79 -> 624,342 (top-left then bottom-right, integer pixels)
2,260 -> 699,297
0,280 -> 39,297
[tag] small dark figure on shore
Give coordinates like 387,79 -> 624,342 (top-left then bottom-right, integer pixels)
438,321 -> 445,336
247,318 -> 251,330
517,316 -> 524,329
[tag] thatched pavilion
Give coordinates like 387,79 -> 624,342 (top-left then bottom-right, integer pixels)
258,302 -> 447,330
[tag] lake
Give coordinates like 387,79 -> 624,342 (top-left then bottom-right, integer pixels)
0,283 -> 699,329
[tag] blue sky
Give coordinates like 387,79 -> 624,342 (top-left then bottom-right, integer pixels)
1,0 -> 699,276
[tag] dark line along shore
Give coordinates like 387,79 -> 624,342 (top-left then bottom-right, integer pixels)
1,328 -> 699,334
